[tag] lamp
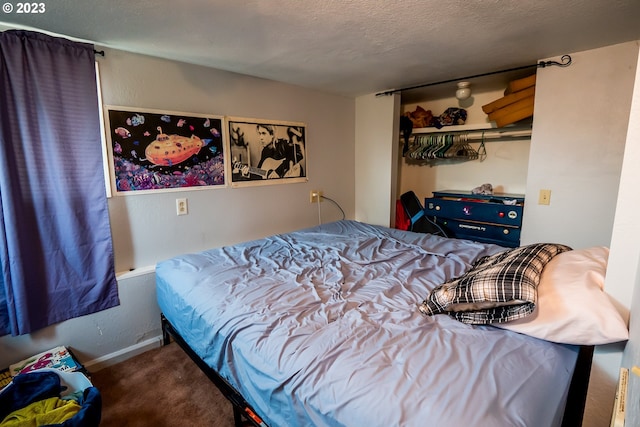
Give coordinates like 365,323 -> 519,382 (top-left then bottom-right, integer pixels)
455,81 -> 471,100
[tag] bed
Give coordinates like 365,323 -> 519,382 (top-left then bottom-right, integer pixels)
156,220 -> 627,427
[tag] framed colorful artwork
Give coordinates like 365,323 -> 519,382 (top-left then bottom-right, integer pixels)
227,117 -> 307,187
104,107 -> 226,194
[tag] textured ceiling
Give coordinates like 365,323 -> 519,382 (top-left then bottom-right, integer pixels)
1,0 -> 639,98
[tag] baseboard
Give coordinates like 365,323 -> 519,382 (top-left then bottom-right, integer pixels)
83,336 -> 163,372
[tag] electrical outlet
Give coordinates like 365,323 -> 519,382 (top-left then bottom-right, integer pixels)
309,190 -> 323,203
538,189 -> 551,205
176,198 -> 188,215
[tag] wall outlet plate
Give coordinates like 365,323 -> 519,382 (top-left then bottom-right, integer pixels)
310,190 -> 323,203
176,198 -> 188,215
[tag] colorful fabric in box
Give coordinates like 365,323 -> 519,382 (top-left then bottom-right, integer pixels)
0,370 -> 101,427
1,396 -> 80,426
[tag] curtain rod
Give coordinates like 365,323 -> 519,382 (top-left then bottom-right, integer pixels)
375,55 -> 572,97
94,49 -> 105,57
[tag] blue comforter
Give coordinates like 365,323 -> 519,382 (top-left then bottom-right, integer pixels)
156,220 -> 579,427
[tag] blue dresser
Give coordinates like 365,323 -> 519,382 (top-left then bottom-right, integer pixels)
424,190 -> 525,247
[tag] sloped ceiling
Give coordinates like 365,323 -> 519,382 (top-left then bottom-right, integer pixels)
1,0 -> 639,98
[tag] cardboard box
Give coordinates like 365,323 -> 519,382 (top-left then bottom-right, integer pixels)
493,103 -> 535,128
0,368 -> 11,389
505,73 -> 536,94
9,346 -> 83,377
487,95 -> 535,122
482,73 -> 536,127
482,86 -> 535,114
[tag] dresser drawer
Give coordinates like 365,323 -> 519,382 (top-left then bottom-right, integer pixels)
425,197 -> 523,227
436,218 -> 521,247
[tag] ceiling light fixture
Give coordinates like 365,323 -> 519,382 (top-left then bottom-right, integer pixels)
455,81 -> 471,100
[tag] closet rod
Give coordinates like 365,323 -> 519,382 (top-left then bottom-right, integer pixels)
376,55 -> 572,97
413,127 -> 532,140
414,129 -> 531,141
464,128 -> 532,140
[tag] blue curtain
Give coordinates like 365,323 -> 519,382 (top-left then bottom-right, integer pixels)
0,30 -> 119,336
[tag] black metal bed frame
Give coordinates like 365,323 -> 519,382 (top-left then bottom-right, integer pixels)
161,314 -> 266,427
161,313 -> 593,427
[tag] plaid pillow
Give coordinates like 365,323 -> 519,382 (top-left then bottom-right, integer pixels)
419,243 -> 571,324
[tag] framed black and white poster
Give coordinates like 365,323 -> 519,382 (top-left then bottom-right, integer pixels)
105,107 -> 226,194
227,117 -> 307,187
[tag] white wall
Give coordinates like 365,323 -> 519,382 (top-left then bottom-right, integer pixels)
521,42 -> 637,250
522,41 -> 639,427
0,272 -> 161,372
608,44 -> 640,318
618,46 -> 640,427
0,48 -> 356,368
101,49 -> 356,273
354,93 -> 400,226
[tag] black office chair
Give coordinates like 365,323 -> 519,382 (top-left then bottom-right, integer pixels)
400,191 -> 447,237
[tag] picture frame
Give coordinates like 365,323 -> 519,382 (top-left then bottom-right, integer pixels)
227,117 -> 307,187
104,106 -> 226,194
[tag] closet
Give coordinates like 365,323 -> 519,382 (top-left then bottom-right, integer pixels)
397,79 -> 534,207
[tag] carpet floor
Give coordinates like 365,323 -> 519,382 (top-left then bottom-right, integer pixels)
90,342 -> 235,426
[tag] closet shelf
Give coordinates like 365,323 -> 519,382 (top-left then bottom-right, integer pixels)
410,121 -> 533,135
412,123 -> 498,134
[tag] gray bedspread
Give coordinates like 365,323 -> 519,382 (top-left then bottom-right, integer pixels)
156,220 -> 579,427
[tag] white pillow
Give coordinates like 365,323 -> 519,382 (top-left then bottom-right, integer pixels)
495,246 -> 629,345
